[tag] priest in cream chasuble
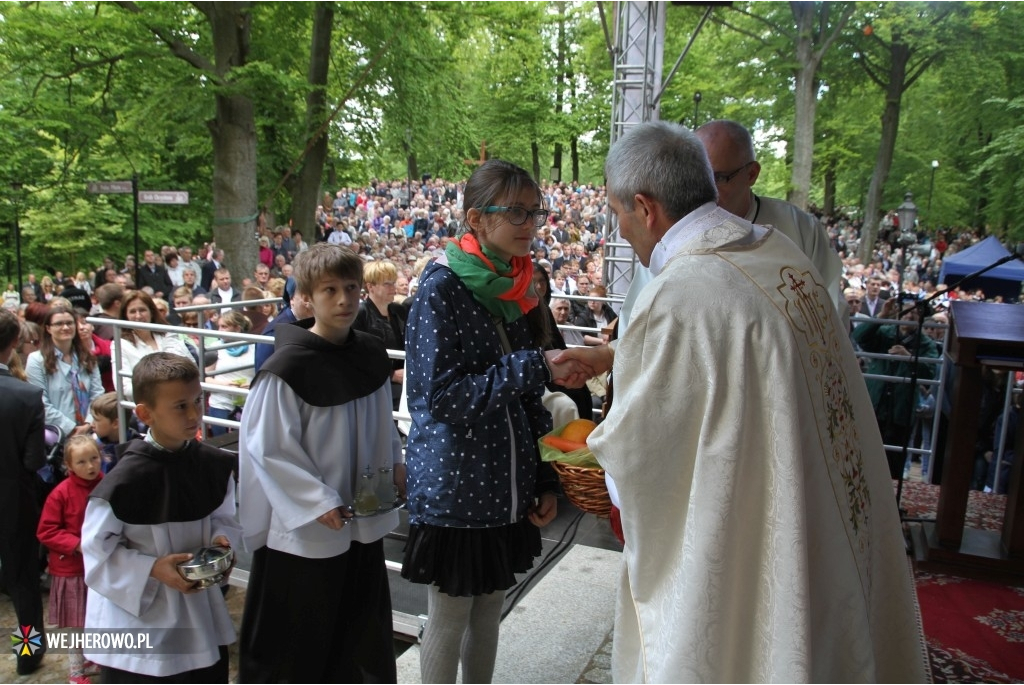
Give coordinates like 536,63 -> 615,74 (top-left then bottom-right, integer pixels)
587,121 -> 927,684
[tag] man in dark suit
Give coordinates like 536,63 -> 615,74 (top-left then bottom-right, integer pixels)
551,220 -> 570,245
862,276 -> 891,318
136,250 -> 174,298
200,248 -> 225,292
208,267 -> 241,307
0,309 -> 47,675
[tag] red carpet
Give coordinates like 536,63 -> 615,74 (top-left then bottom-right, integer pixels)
899,481 -> 1024,682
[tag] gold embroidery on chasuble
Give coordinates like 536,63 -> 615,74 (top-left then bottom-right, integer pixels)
776,265 -> 873,573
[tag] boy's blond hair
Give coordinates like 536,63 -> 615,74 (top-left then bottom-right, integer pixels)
292,243 -> 363,296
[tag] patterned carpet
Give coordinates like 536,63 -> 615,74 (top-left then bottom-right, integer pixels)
899,481 -> 1024,683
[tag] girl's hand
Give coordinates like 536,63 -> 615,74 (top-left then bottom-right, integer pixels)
528,492 -> 558,528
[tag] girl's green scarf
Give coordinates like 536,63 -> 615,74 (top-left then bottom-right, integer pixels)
445,233 -> 538,323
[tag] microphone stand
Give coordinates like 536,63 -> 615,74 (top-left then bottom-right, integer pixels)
893,249 -> 1024,519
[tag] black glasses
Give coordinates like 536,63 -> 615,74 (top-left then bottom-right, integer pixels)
713,161 -> 755,185
482,206 -> 550,227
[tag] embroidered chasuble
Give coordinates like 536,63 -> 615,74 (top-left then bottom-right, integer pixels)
588,208 -> 927,683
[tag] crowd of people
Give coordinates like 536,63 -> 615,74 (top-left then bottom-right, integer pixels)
3,116 -> 1023,684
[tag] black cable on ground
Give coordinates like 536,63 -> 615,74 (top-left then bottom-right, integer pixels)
501,506 -> 587,620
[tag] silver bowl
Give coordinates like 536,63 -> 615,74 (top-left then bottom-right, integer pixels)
177,545 -> 234,589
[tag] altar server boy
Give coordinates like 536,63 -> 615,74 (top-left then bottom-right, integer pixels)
82,353 -> 239,682
238,243 -> 405,682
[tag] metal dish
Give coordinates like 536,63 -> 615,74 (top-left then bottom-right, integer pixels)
342,497 -> 408,519
176,545 -> 234,589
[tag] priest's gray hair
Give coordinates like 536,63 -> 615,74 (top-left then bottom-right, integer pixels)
605,121 -> 717,221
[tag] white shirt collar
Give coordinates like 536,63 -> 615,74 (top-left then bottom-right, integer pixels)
648,202 -> 722,276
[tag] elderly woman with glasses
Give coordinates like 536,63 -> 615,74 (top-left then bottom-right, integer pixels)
353,260 -> 408,411
25,305 -> 104,438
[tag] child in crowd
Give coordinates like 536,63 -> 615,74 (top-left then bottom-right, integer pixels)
36,436 -> 105,684
82,353 -> 240,682
238,243 -> 405,682
89,392 -> 138,473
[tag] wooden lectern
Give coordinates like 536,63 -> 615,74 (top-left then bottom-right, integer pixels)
919,301 -> 1024,574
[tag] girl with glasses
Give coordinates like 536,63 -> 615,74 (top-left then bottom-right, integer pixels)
402,160 -> 575,684
26,305 -> 104,438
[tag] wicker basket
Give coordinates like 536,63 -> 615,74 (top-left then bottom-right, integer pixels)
552,461 -> 612,519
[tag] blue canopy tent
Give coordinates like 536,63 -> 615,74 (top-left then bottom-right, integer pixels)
937,236 -> 1024,302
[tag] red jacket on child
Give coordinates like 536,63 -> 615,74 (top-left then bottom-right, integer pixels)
37,472 -> 104,577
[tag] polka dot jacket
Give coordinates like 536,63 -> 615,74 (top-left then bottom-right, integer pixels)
404,260 -> 556,528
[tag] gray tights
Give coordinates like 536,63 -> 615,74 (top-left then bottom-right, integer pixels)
420,586 -> 505,684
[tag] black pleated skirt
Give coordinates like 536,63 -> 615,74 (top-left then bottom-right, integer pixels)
401,519 -> 542,597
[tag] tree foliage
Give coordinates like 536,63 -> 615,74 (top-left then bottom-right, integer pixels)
1,1 -> 1023,284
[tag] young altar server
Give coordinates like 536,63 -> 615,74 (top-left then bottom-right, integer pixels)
238,242 -> 405,682
81,352 -> 240,682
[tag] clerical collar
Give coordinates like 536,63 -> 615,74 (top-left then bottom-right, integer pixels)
649,202 -> 723,276
144,430 -> 189,453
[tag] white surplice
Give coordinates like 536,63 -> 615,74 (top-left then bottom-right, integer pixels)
82,479 -> 241,677
588,205 -> 927,683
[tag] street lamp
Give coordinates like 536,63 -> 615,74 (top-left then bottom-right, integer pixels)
896,191 -> 918,246
928,160 -> 939,215
692,91 -> 702,129
404,128 -> 413,210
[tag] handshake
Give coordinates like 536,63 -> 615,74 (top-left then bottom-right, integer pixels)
542,346 -> 615,389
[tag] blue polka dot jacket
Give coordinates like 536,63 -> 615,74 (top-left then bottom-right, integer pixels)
404,260 -> 557,528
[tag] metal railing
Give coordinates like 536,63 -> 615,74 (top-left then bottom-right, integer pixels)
851,311 -> 1021,491
89,297 -> 410,441
853,313 -> 947,480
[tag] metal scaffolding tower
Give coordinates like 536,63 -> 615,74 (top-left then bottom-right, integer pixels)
603,1 -> 665,303
602,2 -> 714,305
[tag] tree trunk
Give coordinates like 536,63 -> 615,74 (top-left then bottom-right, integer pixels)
531,141 -> 540,182
552,3 -> 566,183
571,137 -> 579,184
290,2 -> 334,238
208,2 -> 258,283
823,159 -> 836,217
857,39 -> 910,263
787,2 -> 819,211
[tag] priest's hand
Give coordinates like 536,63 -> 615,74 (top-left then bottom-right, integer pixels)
150,552 -> 201,594
550,344 -> 614,382
527,492 -> 558,528
544,349 -> 594,388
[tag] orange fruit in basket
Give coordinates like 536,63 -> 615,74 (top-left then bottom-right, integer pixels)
560,419 -> 598,444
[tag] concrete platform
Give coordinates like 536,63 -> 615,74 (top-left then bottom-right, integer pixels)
396,544 -> 620,684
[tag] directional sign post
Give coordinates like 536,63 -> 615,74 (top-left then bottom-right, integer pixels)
138,190 -> 189,205
86,181 -> 189,284
87,181 -> 133,194
86,179 -> 139,281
